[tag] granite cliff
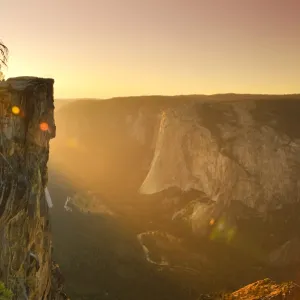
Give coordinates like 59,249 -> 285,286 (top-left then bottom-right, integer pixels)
0,77 -> 66,299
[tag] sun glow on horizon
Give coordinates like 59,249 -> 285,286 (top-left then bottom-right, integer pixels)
2,0 -> 300,98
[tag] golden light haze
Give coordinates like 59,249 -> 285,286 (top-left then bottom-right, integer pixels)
2,0 -> 300,98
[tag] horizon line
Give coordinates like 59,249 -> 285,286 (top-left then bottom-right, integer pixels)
55,92 -> 300,101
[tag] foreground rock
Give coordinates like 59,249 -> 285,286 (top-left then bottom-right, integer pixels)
199,279 -> 300,299
228,279 -> 300,300
0,77 -> 66,299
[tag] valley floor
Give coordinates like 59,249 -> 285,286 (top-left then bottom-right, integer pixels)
49,171 -> 195,300
48,169 -> 300,300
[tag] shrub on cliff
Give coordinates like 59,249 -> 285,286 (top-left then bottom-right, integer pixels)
0,281 -> 13,300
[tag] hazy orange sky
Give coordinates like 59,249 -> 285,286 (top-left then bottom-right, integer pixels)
2,0 -> 300,98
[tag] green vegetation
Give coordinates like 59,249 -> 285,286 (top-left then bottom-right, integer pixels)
0,281 -> 13,300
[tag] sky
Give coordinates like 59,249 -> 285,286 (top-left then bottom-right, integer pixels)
1,0 -> 300,98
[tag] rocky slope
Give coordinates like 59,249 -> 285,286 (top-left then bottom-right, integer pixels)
0,77 -> 66,299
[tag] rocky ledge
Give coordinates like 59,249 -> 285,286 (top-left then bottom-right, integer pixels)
229,279 -> 300,300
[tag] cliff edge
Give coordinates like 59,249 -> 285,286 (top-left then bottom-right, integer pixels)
0,77 -> 66,299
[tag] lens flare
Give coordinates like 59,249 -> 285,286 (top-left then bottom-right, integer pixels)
227,228 -> 237,242
12,106 -> 20,115
217,221 -> 225,231
39,122 -> 49,131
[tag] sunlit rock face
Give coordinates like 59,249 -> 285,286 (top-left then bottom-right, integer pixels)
140,100 -> 300,214
226,278 -> 300,300
0,77 -> 66,300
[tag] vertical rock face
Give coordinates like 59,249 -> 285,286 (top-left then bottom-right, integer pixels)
0,77 -> 64,299
140,100 -> 300,211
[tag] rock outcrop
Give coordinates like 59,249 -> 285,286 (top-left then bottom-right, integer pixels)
199,279 -> 300,299
0,77 -> 65,299
227,278 -> 300,300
